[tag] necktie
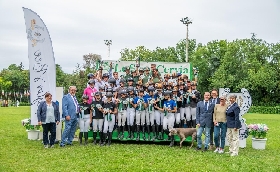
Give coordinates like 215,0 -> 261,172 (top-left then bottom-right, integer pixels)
204,101 -> 208,111
73,96 -> 79,113
212,98 -> 216,104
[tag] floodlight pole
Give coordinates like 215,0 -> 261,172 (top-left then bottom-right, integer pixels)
180,17 -> 192,63
104,40 -> 112,59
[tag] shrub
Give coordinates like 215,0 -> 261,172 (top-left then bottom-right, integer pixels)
19,102 -> 31,106
248,106 -> 280,114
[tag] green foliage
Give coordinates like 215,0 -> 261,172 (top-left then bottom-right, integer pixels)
0,63 -> 29,100
1,107 -> 280,171
21,118 -> 40,130
248,106 -> 280,114
120,39 -> 197,62
19,102 -> 30,106
1,36 -> 280,105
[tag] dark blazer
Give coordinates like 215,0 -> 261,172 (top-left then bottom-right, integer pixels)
37,101 -> 60,123
226,102 -> 241,128
210,98 -> 220,105
190,90 -> 201,108
196,101 -> 215,128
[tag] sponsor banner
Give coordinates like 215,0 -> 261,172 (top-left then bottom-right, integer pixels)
23,8 -> 56,125
95,60 -> 192,80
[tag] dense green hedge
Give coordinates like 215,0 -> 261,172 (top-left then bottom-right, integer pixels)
19,102 -> 30,106
248,106 -> 280,114
10,102 -> 280,114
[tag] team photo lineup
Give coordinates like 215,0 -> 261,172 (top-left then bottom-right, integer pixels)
38,63 -> 241,156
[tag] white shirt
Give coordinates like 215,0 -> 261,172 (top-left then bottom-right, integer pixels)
70,94 -> 79,113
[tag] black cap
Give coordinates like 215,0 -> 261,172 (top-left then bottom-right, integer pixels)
95,92 -> 102,96
106,92 -> 113,97
163,91 -> 172,96
88,79 -> 95,85
108,78 -> 116,84
127,77 -> 134,82
87,73 -> 94,79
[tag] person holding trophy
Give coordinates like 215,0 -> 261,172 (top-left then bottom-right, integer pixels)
158,91 -> 177,147
133,88 -> 147,141
142,67 -> 151,86
145,86 -> 157,141
154,83 -> 165,140
126,86 -> 136,139
184,84 -> 194,128
178,81 -> 186,127
172,87 -> 182,128
101,92 -> 117,146
91,92 -> 104,145
116,89 -> 128,140
78,95 -> 92,145
190,82 -> 201,128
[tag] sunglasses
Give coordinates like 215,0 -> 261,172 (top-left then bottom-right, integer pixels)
220,99 -> 225,100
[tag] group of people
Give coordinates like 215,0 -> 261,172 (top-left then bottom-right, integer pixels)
36,63 -> 241,156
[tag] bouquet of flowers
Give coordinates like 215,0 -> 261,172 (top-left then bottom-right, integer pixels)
22,118 -> 40,130
247,123 -> 269,139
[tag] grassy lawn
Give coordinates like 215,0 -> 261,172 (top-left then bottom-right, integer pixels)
0,107 -> 280,172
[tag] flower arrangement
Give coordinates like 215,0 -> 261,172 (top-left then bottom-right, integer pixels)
247,123 -> 269,139
21,118 -> 40,130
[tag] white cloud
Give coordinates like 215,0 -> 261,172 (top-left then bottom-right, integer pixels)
0,0 -> 279,73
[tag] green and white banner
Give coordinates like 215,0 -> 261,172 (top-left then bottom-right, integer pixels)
95,60 -> 193,80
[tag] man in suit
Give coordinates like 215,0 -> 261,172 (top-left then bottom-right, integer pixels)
60,86 -> 79,147
209,89 -> 220,150
196,92 -> 215,151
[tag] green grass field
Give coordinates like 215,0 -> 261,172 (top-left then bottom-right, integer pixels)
0,107 -> 279,172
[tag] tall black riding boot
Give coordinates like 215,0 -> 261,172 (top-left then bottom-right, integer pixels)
136,125 -> 140,141
192,120 -> 196,128
156,124 -> 160,140
181,120 -> 185,128
130,125 -> 135,140
187,121 -> 191,128
159,125 -> 164,140
107,132 -> 112,146
117,126 -> 121,139
146,125 -> 151,141
84,132 -> 88,145
164,129 -> 170,141
126,126 -> 131,139
169,135 -> 175,147
152,125 -> 156,141
99,132 -> 103,145
100,133 -> 107,146
93,132 -> 97,145
121,126 -> 125,140
79,132 -> 83,145
142,125 -> 146,141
